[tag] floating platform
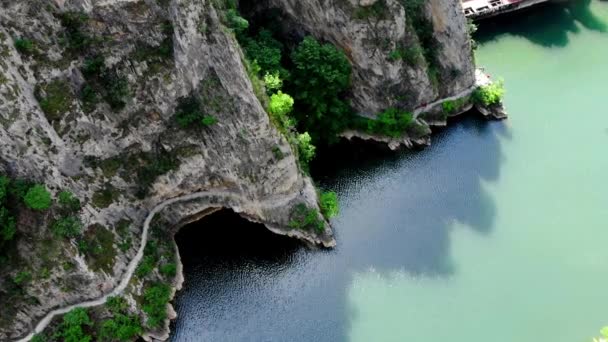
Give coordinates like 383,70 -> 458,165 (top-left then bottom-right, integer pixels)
462,0 -> 554,19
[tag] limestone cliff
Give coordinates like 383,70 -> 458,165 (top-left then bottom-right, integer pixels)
248,0 -> 476,117
0,0 -> 333,340
0,0 -> 491,340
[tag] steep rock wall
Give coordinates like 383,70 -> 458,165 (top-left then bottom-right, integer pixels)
255,0 -> 475,117
0,0 -> 333,340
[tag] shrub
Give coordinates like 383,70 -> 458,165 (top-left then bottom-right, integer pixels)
37,80 -> 73,121
473,79 -> 505,107
0,207 -> 16,242
442,100 -> 456,114
135,150 -> 179,198
226,9 -> 249,35
142,283 -> 171,328
13,271 -> 31,285
101,70 -> 130,110
92,185 -> 118,208
106,296 -> 129,314
272,146 -> 284,160
289,203 -> 325,233
174,96 -> 218,128
24,185 -> 52,211
51,216 -> 83,238
269,91 -> 294,119
0,175 -> 8,202
100,314 -> 142,341
0,176 -> 17,250
319,191 -> 339,219
57,308 -> 92,342
297,132 -> 316,167
14,38 -> 35,55
81,56 -> 105,78
400,0 -> 442,87
59,11 -> 92,53
159,263 -> 177,278
354,108 -> 414,138
58,190 -> 81,212
135,255 -> 156,278
388,46 -> 423,65
243,30 -> 283,75
80,84 -> 99,112
133,21 -> 174,63
290,37 -> 352,142
30,334 -> 46,342
355,0 -> 388,19
263,72 -> 282,92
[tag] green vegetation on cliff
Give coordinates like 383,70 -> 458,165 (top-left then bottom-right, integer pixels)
174,95 -> 218,128
289,37 -> 353,143
319,191 -> 339,219
142,283 -> 172,328
473,79 -> 505,106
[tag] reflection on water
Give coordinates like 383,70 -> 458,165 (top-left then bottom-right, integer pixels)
476,0 -> 606,47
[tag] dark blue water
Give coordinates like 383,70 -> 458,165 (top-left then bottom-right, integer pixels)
170,116 -> 509,342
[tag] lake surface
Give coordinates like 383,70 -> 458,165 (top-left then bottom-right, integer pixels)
170,1 -> 608,341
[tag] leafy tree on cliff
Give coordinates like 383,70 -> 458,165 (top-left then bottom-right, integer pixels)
289,37 -> 352,143
24,184 -> 52,211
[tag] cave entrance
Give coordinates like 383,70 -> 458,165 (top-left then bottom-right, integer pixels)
174,209 -> 302,267
170,209 -> 303,337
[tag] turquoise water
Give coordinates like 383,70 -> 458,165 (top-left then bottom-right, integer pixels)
171,2 -> 608,341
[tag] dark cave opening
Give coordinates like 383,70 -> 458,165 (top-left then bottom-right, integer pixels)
174,209 -> 302,271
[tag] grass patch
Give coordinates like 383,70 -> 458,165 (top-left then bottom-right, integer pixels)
36,80 -> 73,122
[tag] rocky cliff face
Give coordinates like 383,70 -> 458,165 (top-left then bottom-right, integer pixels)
0,0 -> 478,340
249,0 -> 476,117
0,0 -> 333,340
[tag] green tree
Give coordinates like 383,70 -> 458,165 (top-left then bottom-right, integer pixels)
57,308 -> 92,342
297,132 -> 316,167
269,91 -> 294,119
243,29 -> 284,75
289,37 -> 352,142
473,79 -> 505,106
23,185 -> 52,211
264,72 -> 283,92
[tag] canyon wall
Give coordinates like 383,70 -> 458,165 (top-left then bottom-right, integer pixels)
0,0 -> 477,340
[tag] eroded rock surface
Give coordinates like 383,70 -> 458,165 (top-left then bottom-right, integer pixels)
0,0 -> 332,339
0,0 -> 491,340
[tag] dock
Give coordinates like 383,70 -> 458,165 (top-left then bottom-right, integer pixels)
462,0 -> 554,19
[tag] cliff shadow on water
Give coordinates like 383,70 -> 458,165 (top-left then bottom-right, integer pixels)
169,114 -> 511,342
475,0 -> 607,47
308,116 -> 511,341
